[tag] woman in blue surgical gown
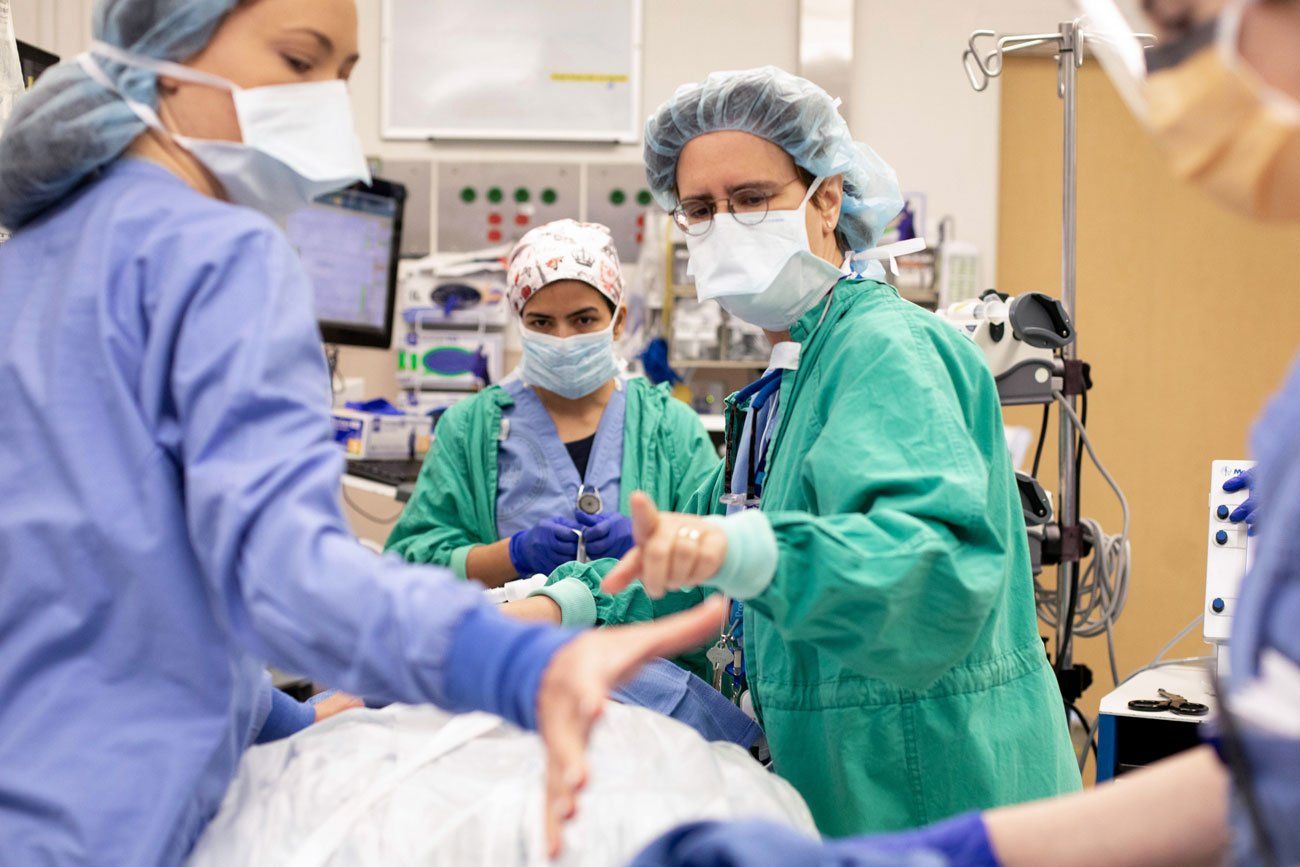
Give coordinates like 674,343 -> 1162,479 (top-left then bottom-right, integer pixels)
0,1 -> 721,863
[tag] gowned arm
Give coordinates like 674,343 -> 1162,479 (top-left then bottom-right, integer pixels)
169,226 -> 569,719
534,559 -> 711,629
720,328 -> 1013,690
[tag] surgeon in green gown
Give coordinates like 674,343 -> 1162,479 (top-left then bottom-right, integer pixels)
385,220 -> 720,678
590,66 -> 1082,837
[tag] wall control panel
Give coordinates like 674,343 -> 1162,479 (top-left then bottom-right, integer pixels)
585,163 -> 656,262
1205,459 -> 1257,646
436,163 -> 579,253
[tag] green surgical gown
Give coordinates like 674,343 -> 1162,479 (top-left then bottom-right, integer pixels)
385,376 -> 721,677
574,278 -> 1081,835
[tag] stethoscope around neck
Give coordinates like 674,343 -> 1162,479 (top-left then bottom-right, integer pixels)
576,484 -> 603,516
572,485 -> 603,564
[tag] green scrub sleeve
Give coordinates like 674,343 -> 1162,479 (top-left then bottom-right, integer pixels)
741,315 -> 1013,692
539,560 -> 711,628
385,404 -> 492,570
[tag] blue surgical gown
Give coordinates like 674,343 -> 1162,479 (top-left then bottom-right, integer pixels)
1227,354 -> 1300,864
0,159 -> 565,865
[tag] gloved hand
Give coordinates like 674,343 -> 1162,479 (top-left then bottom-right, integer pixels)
629,820 -> 829,867
629,818 -> 952,866
509,517 -> 582,576
574,509 -> 636,560
854,811 -> 998,866
1223,470 -> 1260,536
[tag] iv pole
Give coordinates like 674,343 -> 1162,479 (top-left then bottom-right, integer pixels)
962,20 -> 1087,686
1058,20 -> 1082,675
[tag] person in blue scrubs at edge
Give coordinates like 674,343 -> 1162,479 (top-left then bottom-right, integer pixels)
0,0 -> 726,863
596,64 -> 1082,840
386,219 -> 720,661
629,1 -> 1300,865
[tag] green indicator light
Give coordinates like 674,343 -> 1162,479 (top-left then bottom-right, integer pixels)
540,188 -> 558,205
636,189 -> 652,206
514,187 -> 531,203
609,188 -> 626,205
459,186 -> 477,204
487,186 -> 504,203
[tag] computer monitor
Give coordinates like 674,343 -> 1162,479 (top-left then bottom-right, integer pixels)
285,177 -> 406,349
16,41 -> 59,89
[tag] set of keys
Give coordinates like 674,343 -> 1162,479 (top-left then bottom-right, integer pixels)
706,610 -> 744,699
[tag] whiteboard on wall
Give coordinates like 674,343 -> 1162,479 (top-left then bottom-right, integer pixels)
381,0 -> 642,143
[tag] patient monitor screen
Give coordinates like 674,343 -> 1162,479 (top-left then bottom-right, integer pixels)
286,189 -> 398,335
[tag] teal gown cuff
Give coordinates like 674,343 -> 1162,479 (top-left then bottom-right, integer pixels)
449,544 -> 474,580
530,577 -> 599,628
705,510 -> 778,599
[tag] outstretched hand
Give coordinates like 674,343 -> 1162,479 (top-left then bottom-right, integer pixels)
537,595 -> 726,857
601,492 -> 728,599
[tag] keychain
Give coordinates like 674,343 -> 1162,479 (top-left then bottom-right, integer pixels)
706,639 -> 733,691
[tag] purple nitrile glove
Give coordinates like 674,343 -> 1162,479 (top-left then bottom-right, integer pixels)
629,818 -> 953,866
509,516 -> 582,575
575,509 -> 636,560
854,811 -> 998,866
1223,469 -> 1260,536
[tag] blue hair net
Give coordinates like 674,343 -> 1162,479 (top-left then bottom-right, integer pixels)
644,66 -> 903,251
0,0 -> 240,230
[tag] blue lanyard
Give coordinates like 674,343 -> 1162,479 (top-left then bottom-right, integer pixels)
743,369 -> 784,501
721,368 -> 785,693
725,598 -> 746,687
733,367 -> 783,406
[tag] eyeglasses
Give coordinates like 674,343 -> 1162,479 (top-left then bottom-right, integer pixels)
671,177 -> 803,236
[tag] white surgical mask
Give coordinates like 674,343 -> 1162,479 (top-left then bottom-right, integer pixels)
78,41 -> 370,223
685,177 -> 845,331
518,313 -> 621,399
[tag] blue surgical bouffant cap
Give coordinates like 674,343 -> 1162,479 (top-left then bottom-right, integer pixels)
643,66 -> 903,251
0,0 -> 240,230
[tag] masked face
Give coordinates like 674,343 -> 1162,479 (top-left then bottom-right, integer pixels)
516,281 -> 624,399
1081,0 -> 1300,219
683,177 -> 847,331
78,42 -> 371,223
517,315 -> 621,400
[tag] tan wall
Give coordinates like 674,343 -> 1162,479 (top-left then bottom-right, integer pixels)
996,57 -> 1300,732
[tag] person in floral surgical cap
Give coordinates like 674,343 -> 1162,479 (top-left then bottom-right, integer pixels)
386,220 -> 722,672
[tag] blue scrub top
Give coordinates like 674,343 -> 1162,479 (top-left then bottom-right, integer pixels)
0,160 -> 562,865
495,377 -> 626,538
1232,356 -> 1300,678
1226,355 -> 1300,864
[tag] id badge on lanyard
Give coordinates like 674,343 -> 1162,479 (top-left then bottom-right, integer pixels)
714,357 -> 789,705
719,359 -> 789,510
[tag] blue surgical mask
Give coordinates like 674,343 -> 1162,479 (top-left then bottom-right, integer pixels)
518,314 -> 621,399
